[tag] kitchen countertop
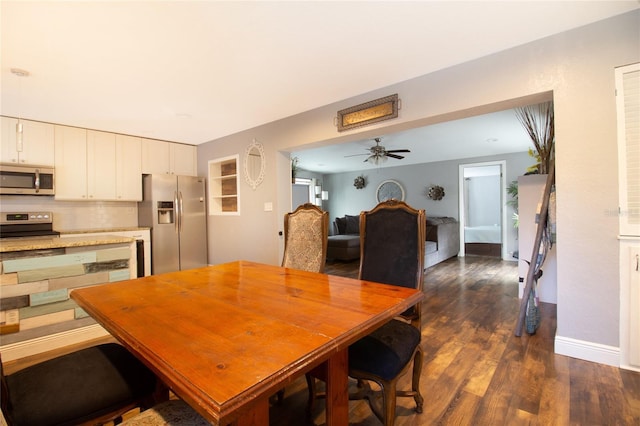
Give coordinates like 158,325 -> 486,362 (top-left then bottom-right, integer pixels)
57,227 -> 150,235
0,235 -> 135,253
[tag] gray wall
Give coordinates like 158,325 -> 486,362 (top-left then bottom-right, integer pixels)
197,11 -> 639,364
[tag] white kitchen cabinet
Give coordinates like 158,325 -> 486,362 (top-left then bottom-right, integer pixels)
170,143 -> 197,176
54,125 -> 88,200
141,138 -> 170,174
141,138 -> 196,176
616,63 -> 640,371
116,134 -> 142,200
55,127 -> 142,201
87,130 -> 117,200
1,117 -> 55,166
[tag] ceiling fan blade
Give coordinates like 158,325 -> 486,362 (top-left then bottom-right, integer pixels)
386,153 -> 405,160
344,153 -> 369,158
386,149 -> 411,153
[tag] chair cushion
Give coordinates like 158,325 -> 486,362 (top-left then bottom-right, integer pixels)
348,319 -> 421,381
121,400 -> 209,425
5,343 -> 157,426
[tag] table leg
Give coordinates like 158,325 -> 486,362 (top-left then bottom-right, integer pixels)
324,348 -> 349,425
235,396 -> 269,426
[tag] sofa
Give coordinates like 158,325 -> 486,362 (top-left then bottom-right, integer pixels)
327,214 -> 459,267
327,215 -> 360,261
424,216 -> 459,268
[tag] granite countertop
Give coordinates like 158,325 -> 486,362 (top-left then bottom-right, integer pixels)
57,227 -> 150,235
0,235 -> 135,253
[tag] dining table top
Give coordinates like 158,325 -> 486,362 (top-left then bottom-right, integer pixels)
71,260 -> 424,424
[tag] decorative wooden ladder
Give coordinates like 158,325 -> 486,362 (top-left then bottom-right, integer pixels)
515,160 -> 555,337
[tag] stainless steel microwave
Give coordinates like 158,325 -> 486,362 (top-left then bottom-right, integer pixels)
0,165 -> 55,195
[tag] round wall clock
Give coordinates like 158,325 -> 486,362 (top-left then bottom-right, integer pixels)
376,179 -> 405,202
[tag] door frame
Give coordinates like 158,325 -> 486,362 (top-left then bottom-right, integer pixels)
458,160 -> 507,259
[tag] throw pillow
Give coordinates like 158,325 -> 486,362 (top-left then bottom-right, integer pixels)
345,215 -> 360,234
335,217 -> 347,234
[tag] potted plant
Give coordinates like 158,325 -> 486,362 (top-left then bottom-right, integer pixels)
515,101 -> 554,174
291,156 -> 299,183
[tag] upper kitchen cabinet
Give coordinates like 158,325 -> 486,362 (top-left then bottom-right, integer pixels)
116,134 -> 142,200
1,117 -> 55,166
54,125 -> 88,200
141,138 -> 197,176
87,130 -> 117,200
55,127 -> 142,201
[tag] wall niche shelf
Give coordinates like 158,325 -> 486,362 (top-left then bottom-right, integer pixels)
209,155 -> 240,215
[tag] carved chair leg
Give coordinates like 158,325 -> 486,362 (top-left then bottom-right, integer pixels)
412,348 -> 424,413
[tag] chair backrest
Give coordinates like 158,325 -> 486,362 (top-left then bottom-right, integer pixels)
282,203 -> 329,273
358,200 -> 425,324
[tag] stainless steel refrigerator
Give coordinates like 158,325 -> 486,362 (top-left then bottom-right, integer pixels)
138,174 -> 207,274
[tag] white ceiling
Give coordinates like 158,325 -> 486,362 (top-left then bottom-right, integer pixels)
1,1 -> 637,149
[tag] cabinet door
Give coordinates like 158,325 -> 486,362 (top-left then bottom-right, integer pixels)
171,143 -> 197,176
87,130 -> 116,200
141,138 -> 170,174
54,125 -> 88,200
21,120 -> 55,166
616,63 -> 640,237
116,134 -> 142,200
1,117 -> 19,163
0,117 -> 54,166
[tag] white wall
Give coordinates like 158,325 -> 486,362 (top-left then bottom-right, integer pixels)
197,11 -> 640,365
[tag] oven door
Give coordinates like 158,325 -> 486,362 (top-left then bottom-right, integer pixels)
0,165 -> 55,195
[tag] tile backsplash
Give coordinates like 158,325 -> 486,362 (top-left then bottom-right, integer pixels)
0,196 -> 138,231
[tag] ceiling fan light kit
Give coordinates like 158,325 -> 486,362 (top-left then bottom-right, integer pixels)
346,137 -> 411,167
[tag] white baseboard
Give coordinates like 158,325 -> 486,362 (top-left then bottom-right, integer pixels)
0,324 -> 109,362
555,335 -> 620,367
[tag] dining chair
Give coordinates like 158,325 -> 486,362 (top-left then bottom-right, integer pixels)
0,343 -> 165,426
307,199 -> 425,425
281,202 -> 329,273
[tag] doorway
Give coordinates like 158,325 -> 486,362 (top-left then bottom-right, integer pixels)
458,161 -> 506,259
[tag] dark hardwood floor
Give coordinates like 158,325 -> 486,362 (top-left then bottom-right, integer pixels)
270,256 -> 640,425
4,257 -> 639,425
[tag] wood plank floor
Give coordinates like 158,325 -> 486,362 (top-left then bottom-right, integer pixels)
4,257 -> 640,425
270,256 -> 640,425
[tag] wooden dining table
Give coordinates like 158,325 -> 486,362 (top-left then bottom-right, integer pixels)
71,260 -> 424,425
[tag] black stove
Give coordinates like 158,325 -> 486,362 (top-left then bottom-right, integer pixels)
0,211 -> 60,239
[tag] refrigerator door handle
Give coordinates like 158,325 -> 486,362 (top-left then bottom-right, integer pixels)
174,190 -> 180,234
178,191 -> 184,233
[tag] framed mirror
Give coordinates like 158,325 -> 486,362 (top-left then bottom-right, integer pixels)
244,139 -> 265,190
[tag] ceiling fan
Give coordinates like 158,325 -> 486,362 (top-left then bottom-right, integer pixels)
346,137 -> 411,165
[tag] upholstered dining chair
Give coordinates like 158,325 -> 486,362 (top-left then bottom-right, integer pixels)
307,199 -> 425,425
0,343 -> 164,426
282,203 -> 329,273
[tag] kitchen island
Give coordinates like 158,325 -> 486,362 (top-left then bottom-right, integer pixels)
0,234 -> 136,361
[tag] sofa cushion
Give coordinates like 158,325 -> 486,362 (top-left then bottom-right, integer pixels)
425,241 -> 437,254
335,216 -> 347,234
344,215 -> 359,234
427,216 -> 457,226
328,234 -> 360,248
